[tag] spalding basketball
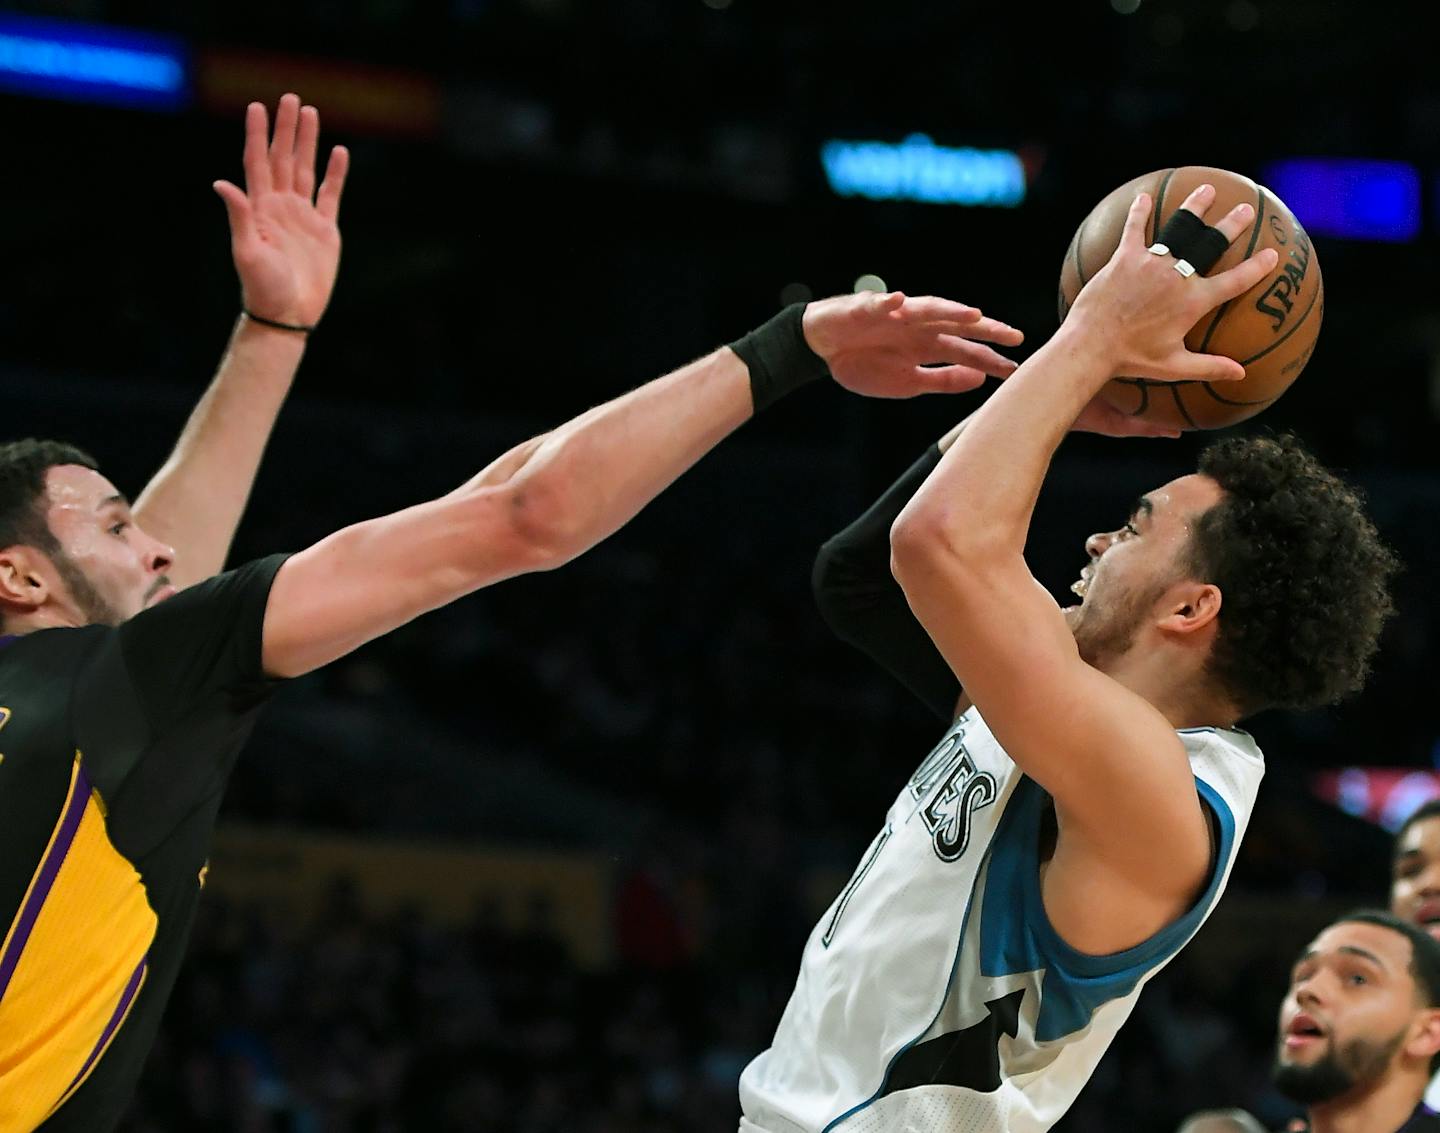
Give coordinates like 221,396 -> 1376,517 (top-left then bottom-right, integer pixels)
1057,166 -> 1323,430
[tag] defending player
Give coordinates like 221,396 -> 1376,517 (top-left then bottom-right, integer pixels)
0,163 -> 1022,1133
740,187 -> 1398,1132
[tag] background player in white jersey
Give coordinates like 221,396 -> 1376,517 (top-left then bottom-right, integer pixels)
740,187 -> 1398,1132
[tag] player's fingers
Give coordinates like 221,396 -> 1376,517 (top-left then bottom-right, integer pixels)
897,296 -> 980,324
949,315 -> 1024,347
241,102 -> 271,196
1204,246 -> 1278,305
1207,200 -> 1256,247
269,92 -> 302,192
1106,413 -> 1183,439
911,364 -> 988,394
1175,351 -> 1246,383
213,180 -> 254,243
315,146 -> 350,221
932,335 -> 1018,376
1118,192 -> 1153,252
294,105 -> 320,200
1173,183 -> 1217,223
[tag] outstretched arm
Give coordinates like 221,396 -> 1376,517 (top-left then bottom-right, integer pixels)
132,94 -> 348,589
891,186 -> 1276,950
262,291 -> 1022,678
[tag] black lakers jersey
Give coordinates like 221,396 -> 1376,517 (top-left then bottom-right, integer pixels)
0,554 -> 287,1131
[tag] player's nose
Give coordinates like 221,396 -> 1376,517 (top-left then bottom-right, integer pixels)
145,534 -> 175,573
1085,530 -> 1113,558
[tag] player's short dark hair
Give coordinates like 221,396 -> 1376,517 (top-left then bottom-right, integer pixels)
1188,433 -> 1397,717
1334,909 -> 1440,1009
0,438 -> 100,553
1395,801 -> 1440,858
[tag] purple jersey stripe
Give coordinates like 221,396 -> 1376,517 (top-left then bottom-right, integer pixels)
59,953 -> 148,1102
0,763 -> 91,1000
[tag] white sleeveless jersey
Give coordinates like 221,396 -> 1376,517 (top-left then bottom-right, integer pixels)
739,706 -> 1264,1133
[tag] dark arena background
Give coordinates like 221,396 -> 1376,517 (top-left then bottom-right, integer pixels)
1,1 -> 1436,1129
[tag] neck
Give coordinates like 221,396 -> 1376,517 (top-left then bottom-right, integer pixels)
0,607 -> 87,636
1098,639 -> 1237,731
1308,1072 -> 1427,1133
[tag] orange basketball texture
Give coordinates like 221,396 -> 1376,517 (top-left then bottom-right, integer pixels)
1057,166 -> 1324,430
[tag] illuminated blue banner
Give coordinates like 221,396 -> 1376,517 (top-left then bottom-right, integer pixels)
821,134 -> 1027,207
1262,157 -> 1420,243
0,14 -> 187,110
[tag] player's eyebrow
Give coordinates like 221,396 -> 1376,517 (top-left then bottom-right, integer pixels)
1336,945 -> 1386,969
1130,496 -> 1154,524
96,493 -> 130,511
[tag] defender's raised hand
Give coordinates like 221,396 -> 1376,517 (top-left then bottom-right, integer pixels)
213,93 -> 350,328
803,291 -> 1024,399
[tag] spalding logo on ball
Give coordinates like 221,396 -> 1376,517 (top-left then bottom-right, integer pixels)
1058,165 -> 1323,430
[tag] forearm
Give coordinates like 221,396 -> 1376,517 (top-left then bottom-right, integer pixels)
460,346 -> 754,564
897,323 -> 1111,555
133,317 -> 305,587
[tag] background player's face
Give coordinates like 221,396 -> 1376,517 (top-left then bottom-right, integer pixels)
1273,921 -> 1426,1105
1066,473 -> 1222,668
42,464 -> 176,626
1392,817 -> 1440,942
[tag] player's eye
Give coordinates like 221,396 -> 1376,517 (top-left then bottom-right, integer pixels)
1121,522 -> 1140,538
1346,972 -> 1368,987
109,521 -> 128,536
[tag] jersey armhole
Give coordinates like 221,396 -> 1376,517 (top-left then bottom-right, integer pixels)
1026,776 -> 1239,980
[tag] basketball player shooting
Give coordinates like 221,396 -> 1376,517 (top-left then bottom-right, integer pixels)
740,186 -> 1399,1132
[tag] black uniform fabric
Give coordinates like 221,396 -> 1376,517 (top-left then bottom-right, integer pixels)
0,553 -> 288,1132
811,444 -> 961,722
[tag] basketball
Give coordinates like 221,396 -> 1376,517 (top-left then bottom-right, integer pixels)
1057,166 -> 1324,430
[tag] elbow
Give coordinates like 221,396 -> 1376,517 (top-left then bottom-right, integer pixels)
889,506 -> 1003,595
889,506 -> 952,586
501,472 -> 589,571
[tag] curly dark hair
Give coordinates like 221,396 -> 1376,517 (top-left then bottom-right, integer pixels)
1189,433 -> 1397,716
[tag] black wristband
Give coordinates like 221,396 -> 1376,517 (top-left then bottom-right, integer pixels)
243,309 -> 315,335
728,303 -> 829,413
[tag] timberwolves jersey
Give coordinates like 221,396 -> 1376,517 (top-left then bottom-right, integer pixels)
739,706 -> 1263,1133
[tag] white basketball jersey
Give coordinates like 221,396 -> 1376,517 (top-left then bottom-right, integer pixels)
739,706 -> 1264,1133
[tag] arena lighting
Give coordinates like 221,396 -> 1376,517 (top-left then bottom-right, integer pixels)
0,13 -> 187,110
1262,157 -> 1421,242
1311,767 -> 1440,831
821,134 -> 1028,207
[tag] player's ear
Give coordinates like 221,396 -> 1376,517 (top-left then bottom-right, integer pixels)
1157,581 -> 1221,638
0,545 -> 54,612
1407,1007 -> 1440,1064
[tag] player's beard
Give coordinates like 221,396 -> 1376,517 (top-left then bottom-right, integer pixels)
51,546 -> 123,627
1270,1027 -> 1406,1106
1070,572 -> 1168,669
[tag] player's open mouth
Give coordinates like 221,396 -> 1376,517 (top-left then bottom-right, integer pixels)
1414,900 -> 1440,927
1284,1013 -> 1326,1050
1070,568 -> 1094,598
